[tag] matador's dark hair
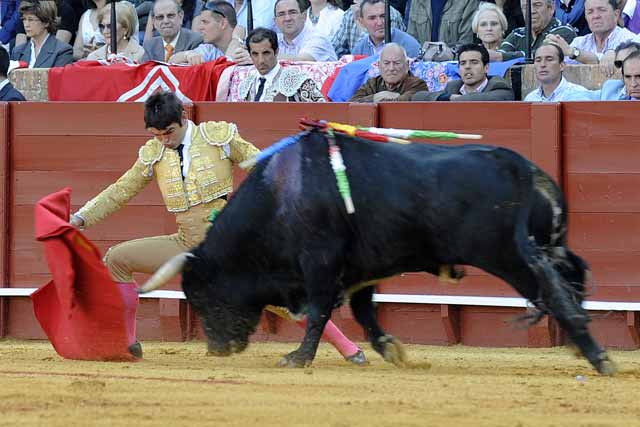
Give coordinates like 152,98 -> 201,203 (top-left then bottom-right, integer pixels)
144,91 -> 183,129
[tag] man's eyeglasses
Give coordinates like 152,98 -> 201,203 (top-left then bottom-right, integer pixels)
275,10 -> 300,18
154,13 -> 178,21
204,2 -> 227,18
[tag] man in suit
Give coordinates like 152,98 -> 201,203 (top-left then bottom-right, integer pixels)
142,0 -> 203,62
0,46 -> 25,101
412,44 -> 514,101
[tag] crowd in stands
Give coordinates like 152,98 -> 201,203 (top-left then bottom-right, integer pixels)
0,0 -> 639,102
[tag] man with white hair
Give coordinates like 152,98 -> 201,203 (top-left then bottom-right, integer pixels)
350,43 -> 427,102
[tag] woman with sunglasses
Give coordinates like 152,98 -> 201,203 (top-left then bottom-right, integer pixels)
87,2 -> 145,62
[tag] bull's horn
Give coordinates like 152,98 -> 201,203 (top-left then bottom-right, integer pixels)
137,252 -> 193,294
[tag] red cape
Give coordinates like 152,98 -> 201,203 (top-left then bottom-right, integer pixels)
32,188 -> 139,361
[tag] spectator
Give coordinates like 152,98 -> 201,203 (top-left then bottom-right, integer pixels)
1,0 -> 23,50
0,46 -> 26,101
142,0 -> 203,62
547,0 -> 637,65
412,44 -> 515,101
331,0 -> 406,58
238,27 -> 325,101
566,40 -> 640,99
621,0 -> 640,33
73,0 -> 106,60
406,0 -> 478,46
494,0 -> 576,61
11,1 -> 73,67
350,43 -> 427,102
472,2 -> 509,51
170,1 -> 250,64
352,0 -> 420,57
555,0 -> 589,35
524,43 -> 588,100
620,48 -> 640,98
306,0 -> 344,39
87,1 -> 145,62
142,0 -> 203,42
274,0 -> 337,61
485,0 -> 524,35
15,0 -> 77,46
227,0 -> 277,32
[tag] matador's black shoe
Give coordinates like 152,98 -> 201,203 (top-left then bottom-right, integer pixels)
345,349 -> 369,366
128,341 -> 143,359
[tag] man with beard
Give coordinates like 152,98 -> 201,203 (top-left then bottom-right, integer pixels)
412,44 -> 514,101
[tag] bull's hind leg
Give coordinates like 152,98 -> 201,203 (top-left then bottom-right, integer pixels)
493,242 -> 615,375
350,285 -> 408,367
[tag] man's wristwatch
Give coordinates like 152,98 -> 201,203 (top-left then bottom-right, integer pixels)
570,48 -> 580,60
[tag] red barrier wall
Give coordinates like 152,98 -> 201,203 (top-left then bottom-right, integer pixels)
0,103 -> 8,337
562,102 -> 640,348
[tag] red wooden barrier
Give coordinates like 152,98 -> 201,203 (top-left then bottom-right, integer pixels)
563,102 -> 640,348
0,103 -> 8,337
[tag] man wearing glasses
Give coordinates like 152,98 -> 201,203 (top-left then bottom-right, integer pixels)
274,0 -> 337,61
565,40 -> 640,99
142,0 -> 203,62
170,1 -> 251,65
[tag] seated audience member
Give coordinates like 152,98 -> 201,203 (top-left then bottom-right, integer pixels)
74,0 -> 107,60
473,2 -> 509,51
406,0 -> 478,46
306,0 -> 344,40
524,43 -> 588,101
621,0 -> 640,33
0,0 -> 21,50
555,0 -> 589,35
87,2 -> 145,62
0,47 -> 26,101
331,0 -> 406,58
12,1 -> 74,68
15,0 -> 77,45
620,49 -> 640,99
495,0 -> 576,61
142,0 -> 203,62
142,0 -> 204,42
485,0 -> 525,35
350,43 -> 427,102
274,0 -> 337,61
170,1 -> 250,64
546,0 -> 638,65
352,0 -> 419,57
238,27 -> 325,101
412,44 -> 515,101
566,40 -> 640,99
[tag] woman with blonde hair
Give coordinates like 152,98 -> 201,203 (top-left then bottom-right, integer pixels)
87,2 -> 145,63
472,2 -> 509,51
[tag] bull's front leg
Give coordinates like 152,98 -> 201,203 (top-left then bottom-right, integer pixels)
277,302 -> 333,368
350,284 -> 408,367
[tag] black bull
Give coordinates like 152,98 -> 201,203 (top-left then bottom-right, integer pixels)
141,130 -> 615,375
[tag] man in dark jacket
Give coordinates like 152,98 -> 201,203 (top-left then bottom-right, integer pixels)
0,47 -> 26,101
412,43 -> 514,101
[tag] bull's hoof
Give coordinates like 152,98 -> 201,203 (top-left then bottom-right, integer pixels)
379,335 -> 408,367
277,351 -> 312,368
345,349 -> 369,366
595,356 -> 617,377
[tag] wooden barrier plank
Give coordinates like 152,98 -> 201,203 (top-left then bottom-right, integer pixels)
0,103 -> 8,337
568,213 -> 640,251
566,174 -> 640,212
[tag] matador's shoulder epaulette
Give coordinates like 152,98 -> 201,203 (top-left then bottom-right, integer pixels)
198,121 -> 238,147
138,139 -> 165,177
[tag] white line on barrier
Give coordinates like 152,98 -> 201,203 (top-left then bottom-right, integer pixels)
1,288 -> 638,311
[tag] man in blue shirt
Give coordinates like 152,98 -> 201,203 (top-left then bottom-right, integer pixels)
524,43 -> 588,101
352,0 -> 421,57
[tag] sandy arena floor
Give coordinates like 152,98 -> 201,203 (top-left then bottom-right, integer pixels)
0,339 -> 639,427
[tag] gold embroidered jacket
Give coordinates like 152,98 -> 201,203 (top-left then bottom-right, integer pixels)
76,121 -> 260,228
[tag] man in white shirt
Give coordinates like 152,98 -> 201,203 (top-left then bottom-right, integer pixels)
525,43 -> 589,101
546,0 -> 639,65
273,0 -> 337,61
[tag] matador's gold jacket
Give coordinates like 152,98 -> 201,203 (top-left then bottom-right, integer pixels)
76,121 -> 260,228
